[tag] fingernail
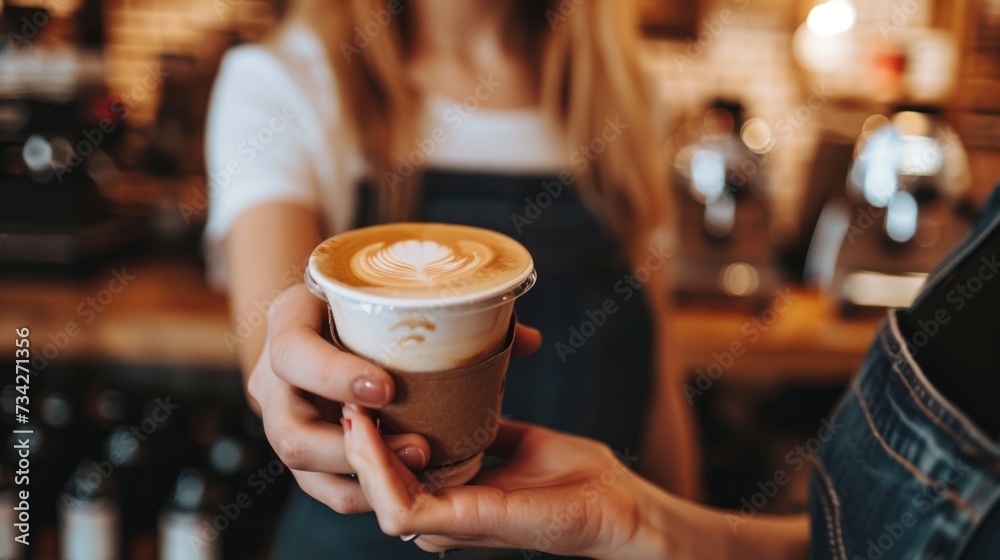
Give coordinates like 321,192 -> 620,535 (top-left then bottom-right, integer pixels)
394,446 -> 427,470
342,417 -> 352,431
400,533 -> 418,542
353,378 -> 390,407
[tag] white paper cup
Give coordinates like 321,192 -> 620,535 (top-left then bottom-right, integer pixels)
305,224 -> 536,372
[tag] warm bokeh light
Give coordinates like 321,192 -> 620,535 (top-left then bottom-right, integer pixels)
720,262 -> 760,296
806,0 -> 856,37
740,118 -> 774,154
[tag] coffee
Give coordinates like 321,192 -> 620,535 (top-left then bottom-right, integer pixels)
306,223 -> 535,372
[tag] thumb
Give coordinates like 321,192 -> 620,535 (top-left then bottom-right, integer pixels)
512,323 -> 542,356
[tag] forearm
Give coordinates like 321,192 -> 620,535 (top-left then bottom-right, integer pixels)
628,476 -> 810,560
637,307 -> 704,500
637,350 -> 703,500
225,203 -> 320,410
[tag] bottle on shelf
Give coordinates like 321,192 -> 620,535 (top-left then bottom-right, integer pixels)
159,468 -> 221,560
59,459 -> 120,560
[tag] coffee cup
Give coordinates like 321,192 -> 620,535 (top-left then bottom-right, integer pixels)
305,223 -> 535,485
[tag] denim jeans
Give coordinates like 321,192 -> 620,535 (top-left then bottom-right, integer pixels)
809,186 -> 1000,560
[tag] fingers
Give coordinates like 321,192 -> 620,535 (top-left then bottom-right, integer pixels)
343,404 -> 517,540
267,284 -> 394,407
512,323 -> 542,357
343,407 -> 552,549
341,405 -> 432,537
262,390 -> 350,472
262,379 -> 430,473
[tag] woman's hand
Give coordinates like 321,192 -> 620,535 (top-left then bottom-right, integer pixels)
250,283 -> 542,514
340,404 -> 673,559
247,284 -> 428,513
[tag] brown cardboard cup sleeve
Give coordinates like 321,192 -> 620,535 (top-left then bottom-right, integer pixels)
327,310 -> 514,469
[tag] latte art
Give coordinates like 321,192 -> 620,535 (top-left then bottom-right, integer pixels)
310,222 -> 534,304
352,240 -> 492,287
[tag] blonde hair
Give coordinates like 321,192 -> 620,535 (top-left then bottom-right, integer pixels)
287,0 -> 672,265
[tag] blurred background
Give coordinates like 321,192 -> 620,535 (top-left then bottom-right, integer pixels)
1,0 -> 998,558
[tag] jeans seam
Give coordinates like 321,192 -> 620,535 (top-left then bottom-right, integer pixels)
887,357 -> 979,458
883,312 -> 1000,463
816,488 -> 841,560
851,384 -> 973,514
813,457 -> 847,560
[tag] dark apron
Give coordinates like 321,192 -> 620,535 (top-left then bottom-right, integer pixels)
273,170 -> 654,559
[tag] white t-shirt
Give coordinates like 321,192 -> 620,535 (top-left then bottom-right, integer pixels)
204,24 -> 568,287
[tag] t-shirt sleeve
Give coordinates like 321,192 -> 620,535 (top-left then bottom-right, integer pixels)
202,45 -> 320,286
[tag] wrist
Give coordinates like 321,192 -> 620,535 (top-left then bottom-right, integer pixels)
613,477 -> 677,560
617,476 -> 724,560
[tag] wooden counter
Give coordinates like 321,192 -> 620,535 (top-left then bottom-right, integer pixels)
1,257 -> 882,382
1,257 -> 234,371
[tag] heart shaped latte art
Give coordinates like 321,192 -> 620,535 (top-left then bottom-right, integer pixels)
351,239 -> 492,287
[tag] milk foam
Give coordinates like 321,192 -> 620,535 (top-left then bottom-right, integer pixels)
352,240 -> 492,287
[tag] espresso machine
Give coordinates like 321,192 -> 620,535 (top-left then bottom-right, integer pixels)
671,100 -> 786,303
0,3 -> 147,268
804,107 -> 973,311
